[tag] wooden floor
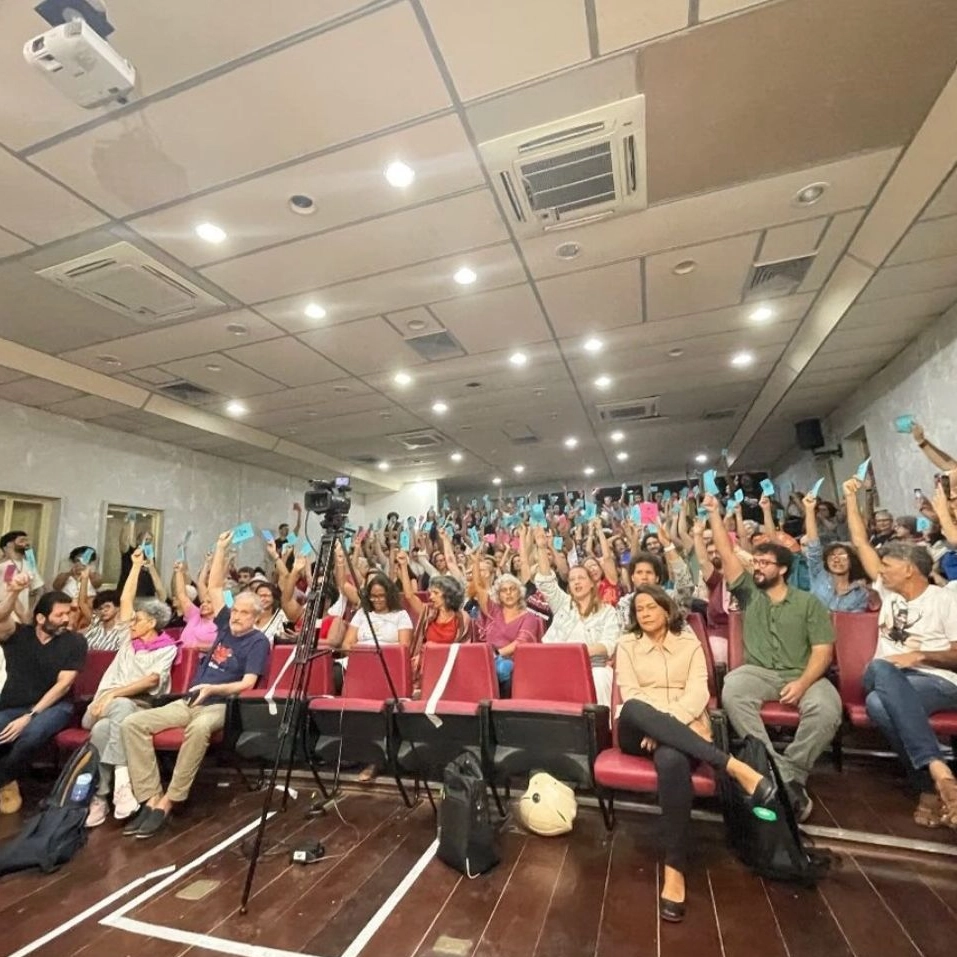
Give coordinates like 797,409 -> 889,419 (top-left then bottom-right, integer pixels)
2,759 -> 957,957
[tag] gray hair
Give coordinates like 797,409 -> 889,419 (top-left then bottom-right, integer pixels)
135,598 -> 172,631
232,591 -> 265,615
879,541 -> 933,579
493,573 -> 526,608
429,574 -> 465,611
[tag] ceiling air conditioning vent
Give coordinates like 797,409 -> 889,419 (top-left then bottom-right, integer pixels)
155,380 -> 218,403
702,408 -> 737,421
350,455 -> 378,466
391,429 -> 445,451
745,254 -> 815,299
36,241 -> 225,322
480,96 -> 646,238
596,396 -> 661,423
405,330 -> 465,362
511,435 -> 540,446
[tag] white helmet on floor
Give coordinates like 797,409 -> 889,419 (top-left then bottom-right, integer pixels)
517,772 -> 578,836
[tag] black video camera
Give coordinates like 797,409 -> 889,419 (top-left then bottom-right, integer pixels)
304,477 -> 352,520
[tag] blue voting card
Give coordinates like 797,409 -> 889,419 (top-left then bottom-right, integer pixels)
894,415 -> 916,434
760,478 -> 775,497
552,536 -> 563,550
399,530 -> 411,551
703,470 -> 720,496
810,477 -> 825,499
232,522 -> 254,545
855,457 -> 871,481
142,543 -> 154,561
223,589 -> 234,608
299,540 -> 314,558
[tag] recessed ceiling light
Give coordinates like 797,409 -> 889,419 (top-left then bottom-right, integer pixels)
564,437 -> 578,449
695,453 -> 708,464
450,451 -> 463,462
195,222 -> 226,244
393,371 -> 413,386
379,410 -> 392,419
286,428 -> 298,435
407,318 -> 428,332
460,425 -> 473,432
384,160 -> 415,188
288,193 -> 316,215
616,451 -> 629,462
225,400 -> 247,416
555,241 -> 581,260
333,385 -> 350,394
583,466 -> 595,476
454,266 -> 477,286
749,305 -> 774,322
492,477 -> 502,485
432,400 -> 449,414
513,464 -> 525,474
672,259 -> 696,275
667,347 -> 685,358
377,461 -> 390,471
583,337 -> 603,353
594,375 -> 612,389
96,354 -> 121,366
794,182 -> 828,206
731,351 -> 755,368
306,410 -> 319,417
304,302 -> 326,320
533,388 -> 546,397
204,363 -> 222,372
610,431 -> 624,443
509,351 -> 528,367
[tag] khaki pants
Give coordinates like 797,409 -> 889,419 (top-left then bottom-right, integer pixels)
121,699 -> 226,803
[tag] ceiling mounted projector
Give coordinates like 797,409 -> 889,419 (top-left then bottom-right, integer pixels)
24,16 -> 134,109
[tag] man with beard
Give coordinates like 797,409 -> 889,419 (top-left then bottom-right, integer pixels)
703,494 -> 840,822
0,531 -> 45,623
0,581 -> 87,813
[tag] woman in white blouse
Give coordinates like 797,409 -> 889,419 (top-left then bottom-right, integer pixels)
342,573 -> 413,650
531,527 -> 620,706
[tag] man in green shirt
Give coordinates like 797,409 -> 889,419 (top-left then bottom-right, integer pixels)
703,495 -> 841,822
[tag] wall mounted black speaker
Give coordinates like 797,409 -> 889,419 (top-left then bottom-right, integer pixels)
795,418 -> 825,450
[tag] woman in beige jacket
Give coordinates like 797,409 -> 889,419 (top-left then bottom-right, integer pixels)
616,585 -> 775,923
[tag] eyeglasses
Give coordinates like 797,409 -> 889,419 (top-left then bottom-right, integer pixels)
752,559 -> 781,569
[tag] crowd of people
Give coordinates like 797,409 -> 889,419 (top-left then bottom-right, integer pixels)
0,420 -> 955,920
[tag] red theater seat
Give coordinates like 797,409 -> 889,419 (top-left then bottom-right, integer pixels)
55,650 -> 116,752
488,644 -> 610,790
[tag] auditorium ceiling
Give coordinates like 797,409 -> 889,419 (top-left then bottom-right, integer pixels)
0,0 -> 956,491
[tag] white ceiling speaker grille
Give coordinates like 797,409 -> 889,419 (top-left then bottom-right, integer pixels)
745,254 -> 816,299
480,96 -> 646,238
596,396 -> 661,423
36,241 -> 225,323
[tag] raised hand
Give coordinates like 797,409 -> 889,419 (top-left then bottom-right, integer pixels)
842,477 -> 863,498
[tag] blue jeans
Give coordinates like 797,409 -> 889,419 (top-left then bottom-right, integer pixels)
0,702 -> 74,787
864,659 -> 957,793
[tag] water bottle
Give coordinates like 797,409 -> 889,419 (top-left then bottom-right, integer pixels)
70,773 -> 93,803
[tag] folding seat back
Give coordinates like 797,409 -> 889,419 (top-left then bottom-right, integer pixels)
831,611 -> 878,724
168,648 -> 201,697
342,645 -> 412,700
401,595 -> 422,630
263,645 -> 295,692
686,613 -> 719,702
727,612 -> 745,671
72,650 -> 116,701
511,643 -> 596,703
420,643 -> 498,703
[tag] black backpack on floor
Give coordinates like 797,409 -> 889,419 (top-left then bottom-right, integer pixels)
720,735 -> 831,886
437,751 -> 499,878
0,741 -> 100,878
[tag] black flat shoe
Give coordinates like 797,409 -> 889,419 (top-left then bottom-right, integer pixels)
659,896 -> 686,923
135,807 -> 169,839
748,776 -> 779,820
122,804 -> 152,836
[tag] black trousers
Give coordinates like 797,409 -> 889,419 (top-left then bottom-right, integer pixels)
618,698 -> 730,871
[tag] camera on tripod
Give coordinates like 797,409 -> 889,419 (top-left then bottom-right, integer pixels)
304,476 -> 352,527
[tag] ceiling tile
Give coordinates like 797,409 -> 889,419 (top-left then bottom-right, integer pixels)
922,167 -> 957,220
520,150 -> 897,280
797,209 -> 865,292
256,242 -> 527,332
224,337 -> 345,388
0,377 -> 85,407
537,260 -> 643,337
698,0 -> 771,19
886,215 -> 957,266
200,189 -> 508,303
0,228 -> 31,259
759,217 -> 828,263
31,4 -> 451,215
385,307 -> 446,341
421,0 -> 589,100
840,286 -> 957,330
43,395 -> 135,420
234,378 -> 374,417
58,310 -> 282,370
120,368 -> 181,386
594,0 -> 689,54
859,254 -> 957,302
645,233 -> 759,320
128,114 -> 484,267
429,285 -> 552,353
0,367 -> 27,386
159,353 -> 283,398
298,317 -> 429,376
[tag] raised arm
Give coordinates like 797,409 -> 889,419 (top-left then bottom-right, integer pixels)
171,561 -> 190,616
119,514 -> 135,554
118,548 -> 143,624
912,423 -> 957,472
691,519 -> 715,582
658,523 -> 694,610
0,573 -> 31,640
394,551 -> 424,618
469,549 -> 490,615
931,484 -> 957,548
194,552 -> 212,605
592,519 -> 618,585
703,494 -> 745,583
144,558 -> 167,603
77,566 -> 94,627
842,477 -> 883,581
802,494 -> 826,583
207,530 -> 233,616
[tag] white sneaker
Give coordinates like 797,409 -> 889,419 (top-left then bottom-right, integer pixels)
86,796 -> 109,828
113,781 -> 140,821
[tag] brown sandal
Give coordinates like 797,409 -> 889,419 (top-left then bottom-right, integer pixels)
914,793 -> 944,828
934,776 -> 957,828
358,764 -> 378,783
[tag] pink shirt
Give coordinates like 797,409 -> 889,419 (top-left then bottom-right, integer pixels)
481,601 -> 543,651
180,602 -> 218,649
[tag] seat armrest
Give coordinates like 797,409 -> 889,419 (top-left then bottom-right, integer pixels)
709,707 -> 730,753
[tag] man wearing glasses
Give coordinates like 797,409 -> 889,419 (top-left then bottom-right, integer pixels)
703,495 -> 840,822
844,477 -> 957,829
